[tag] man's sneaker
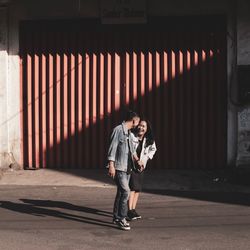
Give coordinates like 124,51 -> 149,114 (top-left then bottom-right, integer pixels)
133,209 -> 142,219
127,209 -> 137,221
112,218 -> 119,225
117,218 -> 131,230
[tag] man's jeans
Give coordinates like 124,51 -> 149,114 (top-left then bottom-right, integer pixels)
113,170 -> 131,220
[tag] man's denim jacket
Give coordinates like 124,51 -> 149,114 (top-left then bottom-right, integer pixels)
107,122 -> 136,172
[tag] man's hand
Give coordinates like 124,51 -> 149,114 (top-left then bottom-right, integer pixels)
108,161 -> 116,178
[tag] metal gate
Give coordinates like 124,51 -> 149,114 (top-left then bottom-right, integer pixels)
20,16 -> 227,169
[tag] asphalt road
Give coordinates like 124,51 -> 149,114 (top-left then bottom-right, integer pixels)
1,186 -> 250,250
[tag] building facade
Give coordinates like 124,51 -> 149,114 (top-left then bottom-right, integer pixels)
0,0 -> 249,170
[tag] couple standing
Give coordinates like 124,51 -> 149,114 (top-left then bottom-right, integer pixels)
107,111 -> 157,230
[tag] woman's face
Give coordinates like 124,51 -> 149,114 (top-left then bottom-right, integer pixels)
138,121 -> 147,137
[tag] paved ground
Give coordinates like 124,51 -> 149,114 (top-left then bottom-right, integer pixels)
0,167 -> 250,249
1,185 -> 250,250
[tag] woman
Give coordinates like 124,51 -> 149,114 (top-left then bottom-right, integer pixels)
128,119 -> 157,220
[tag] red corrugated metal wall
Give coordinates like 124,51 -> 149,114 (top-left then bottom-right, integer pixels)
20,16 -> 227,169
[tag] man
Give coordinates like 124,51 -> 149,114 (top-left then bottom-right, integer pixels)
107,110 -> 140,230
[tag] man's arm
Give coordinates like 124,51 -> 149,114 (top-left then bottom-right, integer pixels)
107,127 -> 120,178
108,161 -> 116,178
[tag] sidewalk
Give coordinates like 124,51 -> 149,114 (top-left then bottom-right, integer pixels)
1,167 -> 250,192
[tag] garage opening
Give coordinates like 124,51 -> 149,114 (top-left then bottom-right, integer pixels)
20,16 -> 227,169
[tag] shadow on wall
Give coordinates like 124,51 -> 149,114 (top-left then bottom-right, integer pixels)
19,16 -> 227,179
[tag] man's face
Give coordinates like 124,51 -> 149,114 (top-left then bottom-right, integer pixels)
132,117 -> 140,128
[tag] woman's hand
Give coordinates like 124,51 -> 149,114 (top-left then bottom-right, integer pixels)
137,161 -> 144,172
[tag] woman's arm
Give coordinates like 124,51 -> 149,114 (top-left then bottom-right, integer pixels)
147,142 -> 157,160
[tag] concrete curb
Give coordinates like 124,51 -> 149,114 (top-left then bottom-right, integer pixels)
1,168 -> 250,193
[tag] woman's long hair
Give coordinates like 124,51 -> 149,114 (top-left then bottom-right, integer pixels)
133,119 -> 155,147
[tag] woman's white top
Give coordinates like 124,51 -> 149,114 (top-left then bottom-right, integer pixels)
131,133 -> 157,169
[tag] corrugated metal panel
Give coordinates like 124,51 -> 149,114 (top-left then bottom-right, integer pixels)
20,17 -> 227,169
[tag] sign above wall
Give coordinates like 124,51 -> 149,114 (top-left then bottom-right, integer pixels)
100,0 -> 147,24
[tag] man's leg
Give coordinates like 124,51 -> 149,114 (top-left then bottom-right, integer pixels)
116,171 -> 130,220
113,184 -> 121,221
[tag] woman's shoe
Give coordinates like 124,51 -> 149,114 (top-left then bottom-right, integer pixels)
127,209 -> 137,221
133,209 -> 142,219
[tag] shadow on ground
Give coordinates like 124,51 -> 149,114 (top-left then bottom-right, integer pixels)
144,189 -> 250,207
0,199 -> 116,229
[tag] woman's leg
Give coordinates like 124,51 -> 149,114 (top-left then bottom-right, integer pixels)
128,191 -> 135,210
132,191 -> 140,209
132,191 -> 142,219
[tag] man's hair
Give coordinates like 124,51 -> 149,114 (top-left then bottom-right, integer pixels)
124,110 -> 139,121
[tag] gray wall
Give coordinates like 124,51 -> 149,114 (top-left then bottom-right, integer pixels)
237,0 -> 250,65
236,0 -> 250,166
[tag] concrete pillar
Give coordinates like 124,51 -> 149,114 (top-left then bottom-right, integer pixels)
237,0 -> 250,65
0,4 -> 21,169
236,0 -> 250,167
0,6 -> 9,168
227,0 -> 238,167
7,4 -> 22,168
